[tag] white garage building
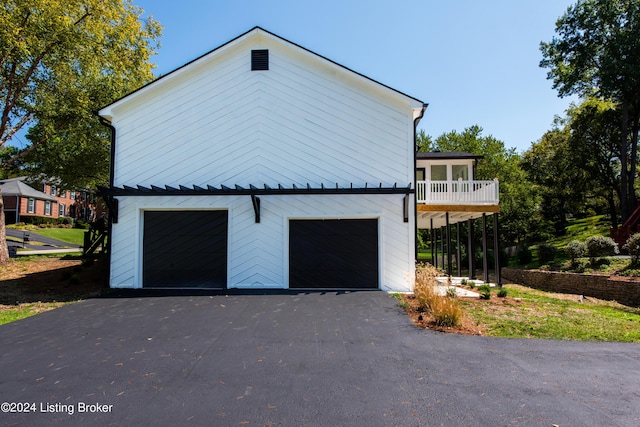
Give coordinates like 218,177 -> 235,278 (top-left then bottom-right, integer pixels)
98,27 -> 426,292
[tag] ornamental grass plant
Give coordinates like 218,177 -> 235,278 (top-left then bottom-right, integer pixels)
414,266 -> 463,327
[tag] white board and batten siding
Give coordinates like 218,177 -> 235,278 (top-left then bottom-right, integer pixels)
100,27 -> 425,292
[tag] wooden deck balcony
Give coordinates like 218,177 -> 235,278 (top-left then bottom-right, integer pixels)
416,179 -> 500,229
416,179 -> 499,205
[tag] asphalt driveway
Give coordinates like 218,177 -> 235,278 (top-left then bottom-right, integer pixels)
0,290 -> 638,426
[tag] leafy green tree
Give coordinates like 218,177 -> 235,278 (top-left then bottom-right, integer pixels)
0,0 -> 162,263
524,98 -> 623,232
416,129 -> 434,152
522,126 -> 589,234
566,98 -> 621,227
540,0 -> 640,222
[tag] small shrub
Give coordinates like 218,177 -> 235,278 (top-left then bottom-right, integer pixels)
74,220 -> 90,229
585,235 -> 619,261
432,299 -> 463,327
565,240 -> 587,264
537,243 -> 557,265
516,246 -> 533,265
624,233 -> 640,263
478,284 -> 491,300
497,287 -> 508,298
446,287 -> 457,298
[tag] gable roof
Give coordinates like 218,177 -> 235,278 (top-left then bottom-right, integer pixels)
99,26 -> 426,120
0,177 -> 58,201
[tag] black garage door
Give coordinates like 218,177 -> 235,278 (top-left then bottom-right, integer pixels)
289,219 -> 378,289
143,210 -> 228,288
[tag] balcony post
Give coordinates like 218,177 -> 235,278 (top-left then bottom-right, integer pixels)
468,218 -> 476,280
440,226 -> 445,271
494,213 -> 501,287
446,212 -> 452,276
456,222 -> 462,277
482,213 -> 489,283
430,218 -> 435,266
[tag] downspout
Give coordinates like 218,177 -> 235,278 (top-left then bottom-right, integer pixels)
97,115 -> 116,278
98,116 -> 116,188
413,103 -> 428,261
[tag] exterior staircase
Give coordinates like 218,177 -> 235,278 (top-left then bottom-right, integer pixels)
611,204 -> 640,247
83,220 -> 107,257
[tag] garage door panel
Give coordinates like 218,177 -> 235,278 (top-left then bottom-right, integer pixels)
143,211 -> 228,288
289,219 -> 378,289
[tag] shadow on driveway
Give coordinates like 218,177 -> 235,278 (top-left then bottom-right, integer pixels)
0,290 -> 639,426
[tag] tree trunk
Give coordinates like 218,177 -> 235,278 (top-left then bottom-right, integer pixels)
0,188 -> 9,264
608,191 -> 618,229
628,108 -> 639,216
630,110 -> 640,215
620,101 -> 631,222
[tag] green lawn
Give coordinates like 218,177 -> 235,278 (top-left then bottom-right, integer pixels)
549,215 -> 611,248
0,302 -> 70,325
25,228 -> 86,246
460,284 -> 640,342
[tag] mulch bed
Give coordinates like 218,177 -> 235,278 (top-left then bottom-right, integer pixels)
0,256 -> 108,307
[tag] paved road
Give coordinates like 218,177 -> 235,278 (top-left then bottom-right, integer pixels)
0,290 -> 638,426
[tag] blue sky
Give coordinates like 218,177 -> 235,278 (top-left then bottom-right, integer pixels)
135,1 -> 577,153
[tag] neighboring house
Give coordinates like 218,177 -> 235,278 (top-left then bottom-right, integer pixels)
98,27 -> 426,291
0,177 -> 98,224
0,177 -> 58,224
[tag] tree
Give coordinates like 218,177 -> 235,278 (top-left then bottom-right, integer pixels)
0,0 -> 162,263
524,99 -> 623,231
540,0 -> 640,222
416,129 -> 434,152
566,98 -> 621,227
522,126 -> 588,234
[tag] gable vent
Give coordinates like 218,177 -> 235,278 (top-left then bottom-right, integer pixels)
251,49 -> 269,71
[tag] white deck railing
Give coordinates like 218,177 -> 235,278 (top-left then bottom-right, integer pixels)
416,179 -> 499,204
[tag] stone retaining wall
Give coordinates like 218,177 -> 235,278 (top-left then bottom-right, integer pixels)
501,268 -> 640,307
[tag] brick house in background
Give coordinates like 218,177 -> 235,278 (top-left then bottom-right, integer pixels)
0,177 -> 99,225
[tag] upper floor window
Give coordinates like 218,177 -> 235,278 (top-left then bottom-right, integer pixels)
70,191 -> 76,200
50,185 -> 57,196
426,164 -> 471,181
430,165 -> 447,181
452,164 -> 469,181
